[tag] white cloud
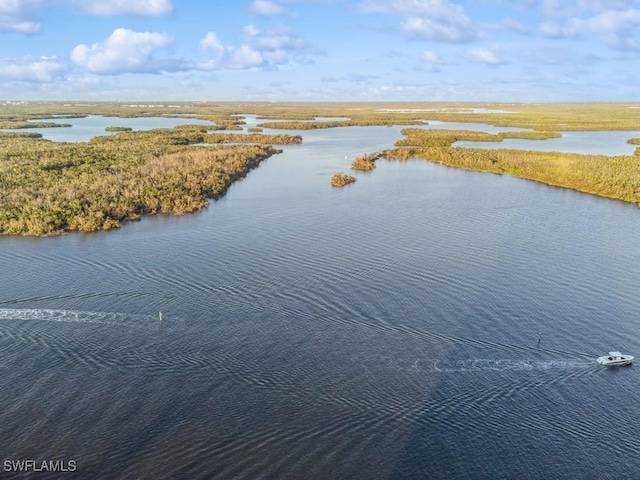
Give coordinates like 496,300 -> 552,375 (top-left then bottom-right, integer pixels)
0,0 -> 173,33
0,0 -> 42,33
402,15 -> 475,42
251,0 -> 288,17
540,8 -> 640,49
0,56 -> 66,82
242,23 -> 307,50
358,0 -> 477,42
198,24 -> 319,71
0,19 -> 40,33
229,45 -> 264,69
464,47 -> 505,65
506,0 -> 640,50
71,28 -> 182,74
70,0 -> 173,16
200,32 -> 226,59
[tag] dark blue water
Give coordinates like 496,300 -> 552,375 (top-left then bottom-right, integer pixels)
1,122 -> 640,479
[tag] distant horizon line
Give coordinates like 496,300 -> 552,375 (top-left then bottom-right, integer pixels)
3,100 -> 640,105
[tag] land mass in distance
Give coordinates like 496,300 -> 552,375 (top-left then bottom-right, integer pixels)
1,101 -> 639,236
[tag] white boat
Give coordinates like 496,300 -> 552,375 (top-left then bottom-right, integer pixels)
597,351 -> 633,366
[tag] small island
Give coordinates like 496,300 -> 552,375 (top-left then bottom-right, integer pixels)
105,126 -> 133,132
351,152 -> 381,171
331,173 -> 357,187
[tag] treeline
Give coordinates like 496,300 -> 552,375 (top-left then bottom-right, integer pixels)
0,127 -> 299,236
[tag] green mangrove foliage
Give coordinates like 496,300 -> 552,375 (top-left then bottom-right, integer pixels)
383,128 -> 640,206
0,126 -> 299,236
331,173 -> 357,187
351,152 -> 381,171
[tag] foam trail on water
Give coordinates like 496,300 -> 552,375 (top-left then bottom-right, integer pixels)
0,309 -> 185,330
433,358 -> 593,373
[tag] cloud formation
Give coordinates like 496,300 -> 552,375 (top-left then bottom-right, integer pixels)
251,0 -> 288,17
0,56 -> 67,82
540,8 -> 640,49
199,24 -> 318,70
71,28 -> 182,74
464,47 -> 505,65
71,0 -> 173,16
0,0 -> 173,33
359,0 -> 477,42
0,0 -> 42,33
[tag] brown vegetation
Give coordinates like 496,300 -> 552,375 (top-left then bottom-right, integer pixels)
0,126 -> 299,236
351,152 -> 381,171
331,173 -> 357,187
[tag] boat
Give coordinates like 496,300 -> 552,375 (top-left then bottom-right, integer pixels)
596,351 -> 633,366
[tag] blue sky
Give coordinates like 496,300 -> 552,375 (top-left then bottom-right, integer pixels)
1,0 -> 640,101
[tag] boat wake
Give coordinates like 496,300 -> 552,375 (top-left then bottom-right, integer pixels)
433,358 -> 593,373
0,308 -> 185,331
